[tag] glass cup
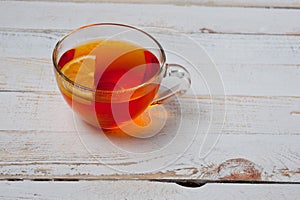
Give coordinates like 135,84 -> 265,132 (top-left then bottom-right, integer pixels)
52,23 -> 191,130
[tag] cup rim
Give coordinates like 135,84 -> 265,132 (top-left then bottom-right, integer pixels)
52,23 -> 166,93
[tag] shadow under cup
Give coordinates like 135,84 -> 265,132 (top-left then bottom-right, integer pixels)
52,23 -> 190,130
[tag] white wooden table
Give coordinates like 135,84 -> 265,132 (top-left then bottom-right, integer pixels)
0,0 -> 300,199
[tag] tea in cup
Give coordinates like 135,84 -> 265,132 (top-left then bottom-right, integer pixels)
52,23 -> 191,129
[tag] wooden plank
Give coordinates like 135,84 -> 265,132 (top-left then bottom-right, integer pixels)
0,92 -> 299,181
0,181 -> 300,199
1,1 -> 300,35
6,0 -> 300,9
1,31 -> 300,96
0,133 -> 299,181
1,92 -> 300,134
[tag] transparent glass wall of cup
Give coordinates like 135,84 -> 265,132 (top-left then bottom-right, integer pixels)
52,23 -> 191,130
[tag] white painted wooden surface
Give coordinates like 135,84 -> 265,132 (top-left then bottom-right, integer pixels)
0,0 -> 299,198
11,0 -> 300,8
1,1 -> 300,35
0,181 -> 300,199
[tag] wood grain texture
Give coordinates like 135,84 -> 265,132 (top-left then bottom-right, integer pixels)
7,0 -> 300,8
1,92 -> 300,134
0,134 -> 299,181
0,92 -> 299,181
0,181 -> 300,200
0,30 -> 300,96
0,1 -> 300,35
0,0 -> 299,184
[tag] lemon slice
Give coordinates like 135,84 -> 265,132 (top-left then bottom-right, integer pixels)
61,55 -> 96,102
61,55 -> 96,89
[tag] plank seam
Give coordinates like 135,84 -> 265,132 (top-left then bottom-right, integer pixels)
1,27 -> 300,36
0,178 -> 299,185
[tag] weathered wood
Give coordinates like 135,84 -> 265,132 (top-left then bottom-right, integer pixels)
0,181 -> 299,199
1,31 -> 300,96
0,92 -> 299,181
1,1 -> 300,34
1,92 -> 300,134
5,0 -> 300,8
0,134 -> 299,181
0,0 -> 299,186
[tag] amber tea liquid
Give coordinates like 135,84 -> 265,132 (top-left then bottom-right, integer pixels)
57,40 -> 161,129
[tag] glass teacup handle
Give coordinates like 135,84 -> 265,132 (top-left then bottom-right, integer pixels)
151,63 -> 191,105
